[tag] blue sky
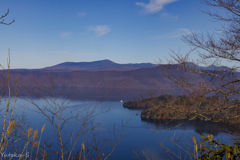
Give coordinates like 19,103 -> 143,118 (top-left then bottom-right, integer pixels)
0,0 -> 223,69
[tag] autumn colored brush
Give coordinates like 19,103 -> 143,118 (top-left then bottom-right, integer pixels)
207,133 -> 213,141
41,124 -> 46,133
32,141 -> 38,148
28,128 -> 33,139
33,130 -> 38,141
192,137 -> 198,158
7,121 -> 16,136
35,125 -> 46,159
81,143 -> 85,150
192,136 -> 196,144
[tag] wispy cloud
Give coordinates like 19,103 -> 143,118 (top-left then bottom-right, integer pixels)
150,28 -> 193,39
78,12 -> 86,17
136,0 -> 178,14
160,13 -> 178,20
61,32 -> 72,37
89,25 -> 111,37
168,28 -> 193,38
218,30 -> 227,33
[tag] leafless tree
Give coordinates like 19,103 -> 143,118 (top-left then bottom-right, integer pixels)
21,70 -> 131,160
0,9 -> 14,25
0,52 -> 32,160
158,0 -> 240,124
134,1 -> 240,159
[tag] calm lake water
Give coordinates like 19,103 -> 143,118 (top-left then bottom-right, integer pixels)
2,88 -> 236,159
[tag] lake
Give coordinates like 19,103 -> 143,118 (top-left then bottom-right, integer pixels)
1,88 -> 235,159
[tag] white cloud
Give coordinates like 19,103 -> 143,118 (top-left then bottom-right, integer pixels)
136,0 -> 178,14
89,25 -> 111,37
218,30 -> 227,33
78,12 -> 86,17
61,32 -> 72,37
150,28 -> 193,39
168,28 -> 193,38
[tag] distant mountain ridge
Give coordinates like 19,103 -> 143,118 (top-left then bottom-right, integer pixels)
183,62 -> 231,71
42,60 -> 231,72
42,59 -> 157,71
1,60 -> 237,91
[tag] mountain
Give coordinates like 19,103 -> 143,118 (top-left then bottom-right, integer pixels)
8,66 -> 170,89
1,65 -> 215,90
182,62 -> 232,71
1,61 -> 237,92
42,59 -> 157,71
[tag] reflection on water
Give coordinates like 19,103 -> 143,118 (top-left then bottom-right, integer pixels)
4,88 -> 236,159
19,87 -> 180,101
140,118 -> 226,136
